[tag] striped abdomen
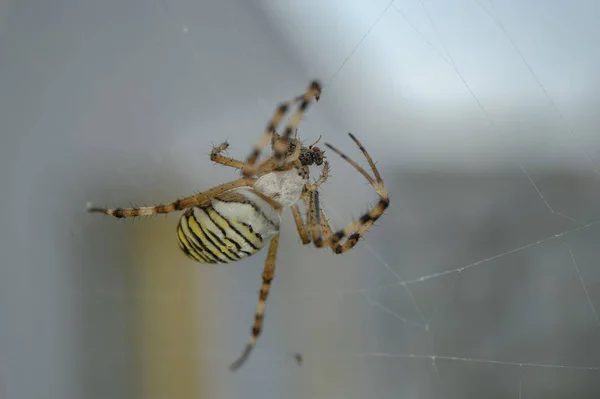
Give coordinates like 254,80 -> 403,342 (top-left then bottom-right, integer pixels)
177,188 -> 281,264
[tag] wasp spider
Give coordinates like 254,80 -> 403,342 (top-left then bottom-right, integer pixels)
87,80 -> 390,371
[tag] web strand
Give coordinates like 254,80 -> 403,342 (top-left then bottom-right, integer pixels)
346,353 -> 600,371
393,1 -> 583,225
328,0 -> 395,85
564,242 -> 600,325
475,0 -> 600,176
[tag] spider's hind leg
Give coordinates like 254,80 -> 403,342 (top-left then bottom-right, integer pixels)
87,177 -> 253,219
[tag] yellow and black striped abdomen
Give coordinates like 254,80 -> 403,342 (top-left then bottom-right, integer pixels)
177,195 -> 280,264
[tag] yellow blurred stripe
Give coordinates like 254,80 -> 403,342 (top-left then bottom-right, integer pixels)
131,218 -> 202,399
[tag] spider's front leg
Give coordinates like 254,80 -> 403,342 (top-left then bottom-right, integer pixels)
242,80 -> 321,177
308,133 -> 390,254
246,132 -> 304,178
272,81 -> 321,166
87,177 -> 253,218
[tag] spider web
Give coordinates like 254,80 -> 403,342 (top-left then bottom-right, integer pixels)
154,0 -> 600,397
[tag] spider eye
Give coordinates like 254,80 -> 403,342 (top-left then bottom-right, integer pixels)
312,146 -> 321,153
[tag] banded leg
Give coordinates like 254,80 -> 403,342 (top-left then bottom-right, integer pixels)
312,133 -> 390,253
307,190 -> 325,247
242,80 -> 321,177
87,177 -> 253,218
251,132 -> 304,176
308,191 -> 375,253
295,187 -> 372,254
272,81 -> 321,165
241,95 -> 305,177
229,234 -> 280,371
292,191 -> 345,252
210,142 -> 246,170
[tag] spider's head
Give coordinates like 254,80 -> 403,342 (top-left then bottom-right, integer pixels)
299,143 -> 325,166
277,131 -> 325,166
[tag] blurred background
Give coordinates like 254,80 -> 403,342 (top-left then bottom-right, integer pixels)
1,0 -> 600,398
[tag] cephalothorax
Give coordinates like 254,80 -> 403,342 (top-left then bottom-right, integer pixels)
88,80 -> 389,370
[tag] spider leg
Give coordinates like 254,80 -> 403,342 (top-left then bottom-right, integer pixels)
291,204 -> 311,245
251,133 -> 304,176
242,80 -> 321,177
304,188 -> 374,253
291,160 -> 330,246
309,160 -> 330,189
306,190 -> 325,246
272,81 -> 321,166
210,136 -> 301,176
210,142 -> 246,170
310,133 -> 389,253
229,233 -> 280,371
87,177 -> 253,218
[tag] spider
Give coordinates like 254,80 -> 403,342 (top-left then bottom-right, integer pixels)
87,80 -> 389,371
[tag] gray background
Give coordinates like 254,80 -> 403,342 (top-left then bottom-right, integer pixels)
1,0 -> 600,398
